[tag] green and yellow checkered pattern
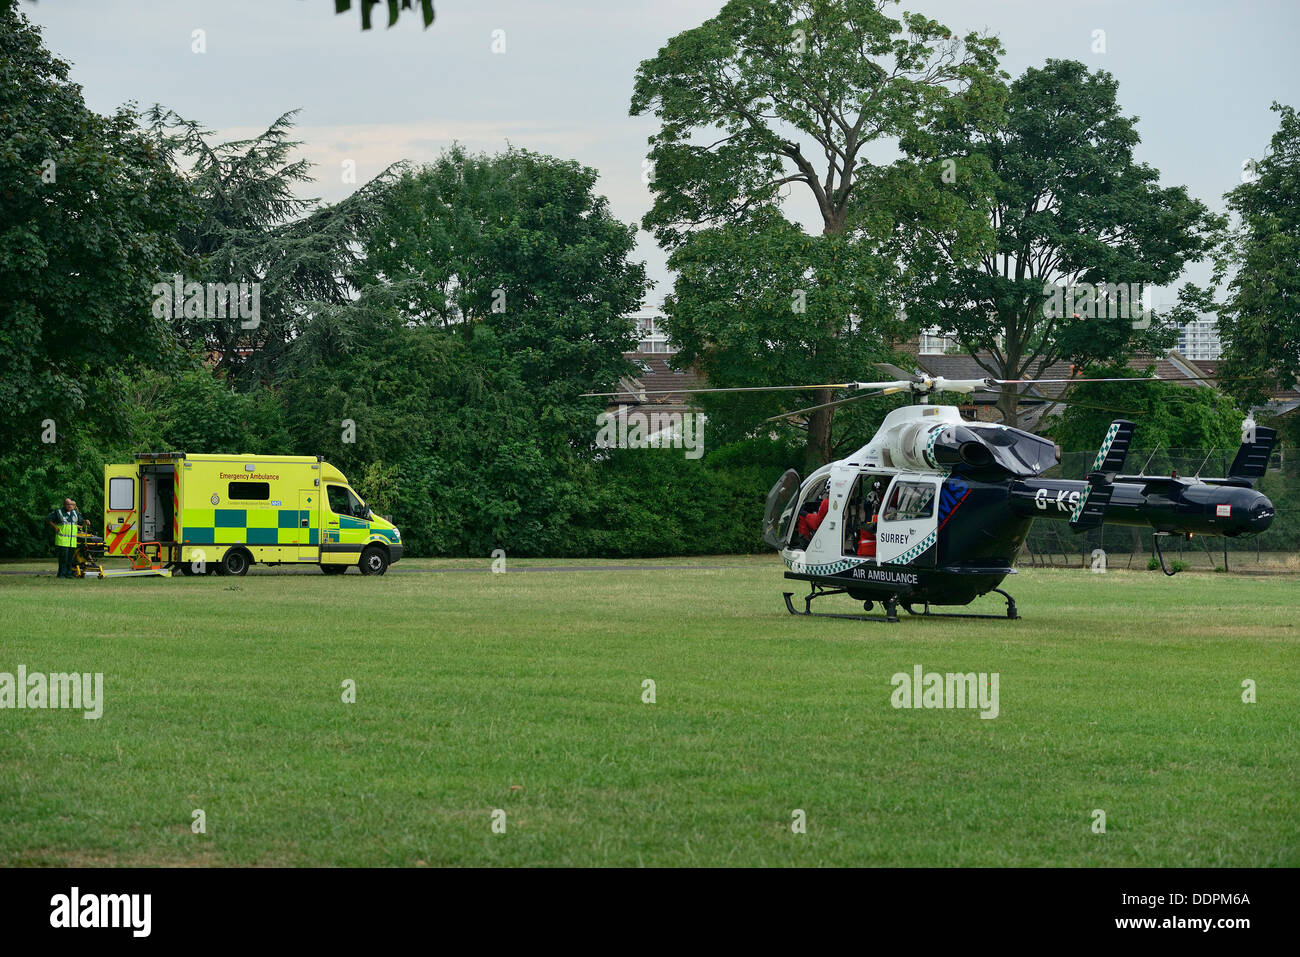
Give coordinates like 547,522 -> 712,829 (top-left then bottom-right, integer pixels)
181,508 -> 318,546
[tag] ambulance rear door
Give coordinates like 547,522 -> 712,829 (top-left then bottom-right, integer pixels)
103,464 -> 140,557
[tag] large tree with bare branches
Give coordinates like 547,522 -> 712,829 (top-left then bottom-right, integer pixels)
631,0 -> 1004,470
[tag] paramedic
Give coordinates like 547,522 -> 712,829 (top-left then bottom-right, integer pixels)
46,497 -> 85,580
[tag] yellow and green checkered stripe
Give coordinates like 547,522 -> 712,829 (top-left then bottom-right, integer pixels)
181,508 -> 318,546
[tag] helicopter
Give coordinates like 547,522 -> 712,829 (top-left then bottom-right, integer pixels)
588,368 -> 1278,622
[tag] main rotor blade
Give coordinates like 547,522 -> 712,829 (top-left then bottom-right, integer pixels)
581,380 -> 912,399
991,377 -> 1159,385
581,382 -> 853,398
997,374 -> 1276,386
584,372 -> 1274,402
764,388 -> 899,422
873,361 -> 919,380
978,389 -> 1149,417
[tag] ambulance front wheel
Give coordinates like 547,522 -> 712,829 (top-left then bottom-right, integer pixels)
220,548 -> 251,577
359,546 -> 389,576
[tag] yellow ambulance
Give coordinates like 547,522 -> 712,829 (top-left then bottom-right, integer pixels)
102,453 -> 402,576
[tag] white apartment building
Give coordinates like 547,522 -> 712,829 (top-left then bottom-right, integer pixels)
919,327 -> 964,355
923,318 -> 1223,362
1176,316 -> 1223,361
633,314 -> 677,354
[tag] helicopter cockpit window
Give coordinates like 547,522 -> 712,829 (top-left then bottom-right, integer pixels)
881,481 -> 936,523
790,475 -> 831,548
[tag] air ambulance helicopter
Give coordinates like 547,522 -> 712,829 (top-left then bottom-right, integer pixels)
588,367 -> 1277,622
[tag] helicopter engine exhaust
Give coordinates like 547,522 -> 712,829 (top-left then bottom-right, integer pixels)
940,437 -> 993,468
925,424 -> 1055,476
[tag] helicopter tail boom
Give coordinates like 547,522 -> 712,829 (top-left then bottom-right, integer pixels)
1011,474 -> 1275,537
1007,419 -> 1276,537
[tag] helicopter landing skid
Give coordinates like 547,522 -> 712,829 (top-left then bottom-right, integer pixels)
783,585 -> 903,623
783,586 -> 1020,623
901,588 -> 1020,620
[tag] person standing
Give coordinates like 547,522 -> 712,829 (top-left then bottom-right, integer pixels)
47,497 -> 84,579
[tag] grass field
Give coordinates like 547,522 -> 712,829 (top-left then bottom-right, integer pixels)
1,556 -> 1296,867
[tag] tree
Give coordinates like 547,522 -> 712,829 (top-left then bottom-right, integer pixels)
19,0 -> 437,31
360,146 -> 648,415
631,0 -> 1005,471
334,0 -> 435,31
145,108 -> 399,384
1046,363 -> 1244,456
868,59 -> 1224,426
125,367 -> 291,455
664,208 -> 911,461
279,146 -> 651,555
0,0 -> 191,452
1215,102 -> 1300,408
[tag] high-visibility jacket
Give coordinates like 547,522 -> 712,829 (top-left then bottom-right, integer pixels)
54,509 -> 79,548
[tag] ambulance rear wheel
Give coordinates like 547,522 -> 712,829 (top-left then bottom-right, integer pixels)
359,546 -> 389,576
221,548 -> 251,577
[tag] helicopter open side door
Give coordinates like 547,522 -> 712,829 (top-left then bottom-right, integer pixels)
875,475 -> 941,567
762,469 -> 801,549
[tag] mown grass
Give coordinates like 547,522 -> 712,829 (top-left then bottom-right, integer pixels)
0,557 -> 1295,866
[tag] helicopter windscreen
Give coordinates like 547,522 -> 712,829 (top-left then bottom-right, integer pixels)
762,469 -> 801,549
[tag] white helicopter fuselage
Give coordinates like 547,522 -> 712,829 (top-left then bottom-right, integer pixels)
778,405 -> 1047,575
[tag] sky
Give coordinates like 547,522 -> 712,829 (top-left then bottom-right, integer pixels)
23,0 -> 1300,312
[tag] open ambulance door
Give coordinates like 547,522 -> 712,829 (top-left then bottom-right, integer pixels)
103,464 -> 140,557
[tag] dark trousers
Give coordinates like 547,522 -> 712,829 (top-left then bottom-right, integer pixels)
57,545 -> 76,578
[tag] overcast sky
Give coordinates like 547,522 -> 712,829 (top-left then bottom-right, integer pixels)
25,0 -> 1300,311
